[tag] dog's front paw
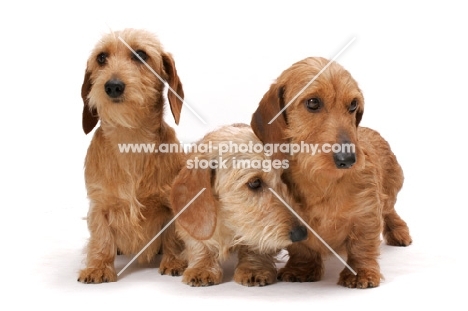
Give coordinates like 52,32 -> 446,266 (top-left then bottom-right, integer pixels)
160,257 -> 187,276
182,268 -> 222,287
234,267 -> 276,287
77,266 -> 117,284
277,265 -> 322,282
338,268 -> 381,289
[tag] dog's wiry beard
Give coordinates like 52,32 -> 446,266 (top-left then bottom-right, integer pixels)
91,97 -> 159,130
99,108 -> 137,129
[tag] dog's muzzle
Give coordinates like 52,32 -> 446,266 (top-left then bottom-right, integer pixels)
105,79 -> 126,99
290,225 -> 307,242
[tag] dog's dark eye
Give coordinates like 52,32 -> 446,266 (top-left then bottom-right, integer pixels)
247,178 -> 262,190
349,99 -> 358,113
305,98 -> 322,112
96,52 -> 107,65
132,50 -> 148,62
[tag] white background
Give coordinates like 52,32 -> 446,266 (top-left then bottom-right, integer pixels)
0,0 -> 466,309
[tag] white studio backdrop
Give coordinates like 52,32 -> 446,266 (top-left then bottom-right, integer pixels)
0,0 -> 465,309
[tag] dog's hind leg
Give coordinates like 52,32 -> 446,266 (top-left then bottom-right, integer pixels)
382,160 -> 412,246
383,200 -> 412,246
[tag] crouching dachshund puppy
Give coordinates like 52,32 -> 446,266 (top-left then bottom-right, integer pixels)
170,124 -> 307,287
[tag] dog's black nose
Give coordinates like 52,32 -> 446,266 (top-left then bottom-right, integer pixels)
290,225 -> 307,242
333,152 -> 356,169
105,79 -> 125,98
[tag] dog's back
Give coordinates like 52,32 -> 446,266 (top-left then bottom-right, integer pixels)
358,127 -> 409,246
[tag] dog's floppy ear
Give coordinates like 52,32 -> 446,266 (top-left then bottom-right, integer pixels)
162,53 -> 184,125
355,105 -> 363,127
251,83 -> 288,160
170,165 -> 217,240
82,70 -> 99,134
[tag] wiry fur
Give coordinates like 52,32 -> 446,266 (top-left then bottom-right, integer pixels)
170,124 -> 307,287
78,29 -> 186,283
251,57 -> 412,288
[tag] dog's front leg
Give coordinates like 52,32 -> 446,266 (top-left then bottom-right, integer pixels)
78,204 -> 117,283
181,240 -> 223,287
277,242 -> 324,282
234,246 -> 277,287
159,223 -> 187,276
338,208 -> 382,288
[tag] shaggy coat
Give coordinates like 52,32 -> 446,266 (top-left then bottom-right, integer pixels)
78,29 -> 186,283
170,124 -> 307,287
251,57 -> 412,288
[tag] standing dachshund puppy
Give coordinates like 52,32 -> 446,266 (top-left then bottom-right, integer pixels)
78,29 -> 186,283
251,57 -> 412,288
170,124 -> 307,287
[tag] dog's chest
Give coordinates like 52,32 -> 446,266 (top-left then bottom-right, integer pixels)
87,132 -> 179,194
301,185 -> 358,249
